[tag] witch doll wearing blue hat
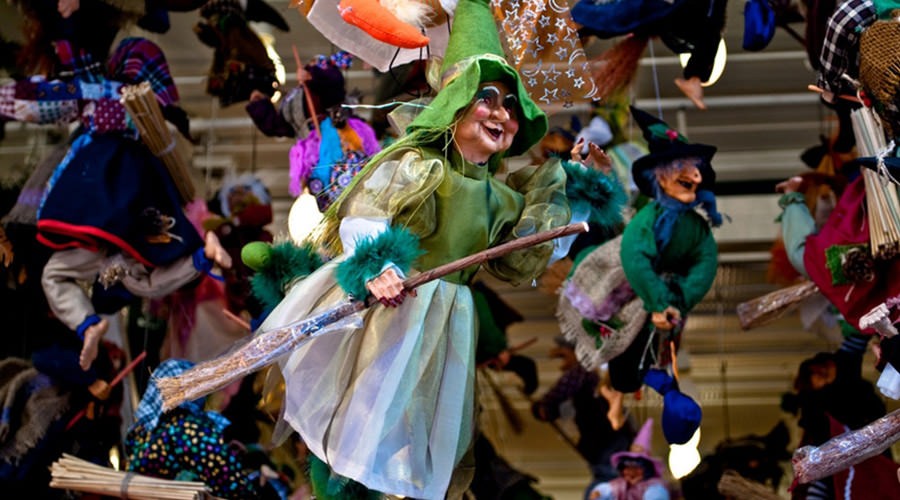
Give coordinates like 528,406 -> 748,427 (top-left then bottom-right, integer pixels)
607,106 -> 722,394
0,38 -> 232,372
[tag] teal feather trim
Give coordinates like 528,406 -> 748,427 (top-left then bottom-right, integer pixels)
336,226 -> 423,299
249,241 -> 323,310
562,160 -> 628,230
308,454 -> 384,500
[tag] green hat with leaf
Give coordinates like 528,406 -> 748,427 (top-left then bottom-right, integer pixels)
406,0 -> 547,160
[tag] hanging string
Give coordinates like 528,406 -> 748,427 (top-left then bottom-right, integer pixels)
343,101 -> 432,110
647,40 -> 664,120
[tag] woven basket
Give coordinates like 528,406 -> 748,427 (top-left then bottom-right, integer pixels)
860,14 -> 900,137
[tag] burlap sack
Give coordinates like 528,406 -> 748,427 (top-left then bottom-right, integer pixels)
556,234 -> 647,370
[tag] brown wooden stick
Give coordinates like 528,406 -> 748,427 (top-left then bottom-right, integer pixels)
223,308 -> 251,331
735,280 -> 819,330
401,222 -> 588,292
792,408 -> 900,485
158,223 -> 588,410
292,45 -> 321,138
65,351 -> 148,430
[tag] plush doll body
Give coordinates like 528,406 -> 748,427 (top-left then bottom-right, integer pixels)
611,107 -> 721,391
589,419 -> 671,500
246,53 -> 382,211
558,107 -> 720,394
0,38 -> 230,370
255,0 -> 580,497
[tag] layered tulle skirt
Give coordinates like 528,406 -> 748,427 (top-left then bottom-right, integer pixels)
262,259 -> 476,498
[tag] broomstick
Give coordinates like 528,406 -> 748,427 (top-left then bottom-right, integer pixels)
65,351 -> 148,431
735,280 -> 820,330
792,408 -> 900,486
158,223 -> 588,411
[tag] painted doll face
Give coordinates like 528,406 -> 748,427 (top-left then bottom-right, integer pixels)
656,157 -> 703,203
453,81 -> 519,164
620,462 -> 646,486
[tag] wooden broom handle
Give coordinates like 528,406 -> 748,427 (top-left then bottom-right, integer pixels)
361,222 -> 588,307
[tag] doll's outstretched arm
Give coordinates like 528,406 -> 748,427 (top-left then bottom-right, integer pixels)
677,231 -> 719,310
620,207 -> 674,315
776,177 -> 815,278
111,232 -> 232,298
332,150 -> 440,303
485,159 -> 570,284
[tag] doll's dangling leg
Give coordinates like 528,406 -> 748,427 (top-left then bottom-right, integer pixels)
80,317 -> 109,370
674,76 -> 706,111
608,326 -> 655,393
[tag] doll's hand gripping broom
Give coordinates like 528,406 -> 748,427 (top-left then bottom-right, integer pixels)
157,222 -> 588,410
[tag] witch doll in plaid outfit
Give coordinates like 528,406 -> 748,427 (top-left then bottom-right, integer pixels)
0,37 -> 231,372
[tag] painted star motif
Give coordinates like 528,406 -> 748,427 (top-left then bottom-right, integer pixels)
546,33 -> 559,45
539,87 -> 559,104
509,0 -> 520,10
541,64 -> 561,84
565,27 -> 579,47
555,17 -> 568,30
565,68 -> 576,78
555,46 -> 568,59
538,15 -> 551,27
528,77 -> 538,87
573,77 -> 585,88
526,38 -> 545,58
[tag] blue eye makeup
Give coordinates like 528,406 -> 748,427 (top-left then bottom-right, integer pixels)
475,85 -> 518,115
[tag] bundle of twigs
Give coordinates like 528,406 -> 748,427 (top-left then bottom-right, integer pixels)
121,82 -> 195,204
735,280 -> 820,330
591,35 -> 649,101
717,470 -> 781,500
50,454 -> 212,499
851,107 -> 900,260
157,223 -> 588,411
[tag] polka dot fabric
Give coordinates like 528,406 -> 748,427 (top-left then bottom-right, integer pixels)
125,408 -> 261,499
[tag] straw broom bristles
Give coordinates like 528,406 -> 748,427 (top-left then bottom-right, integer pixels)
851,108 -> 900,260
591,35 -> 649,101
121,82 -> 196,205
50,454 -> 212,499
717,470 -> 781,500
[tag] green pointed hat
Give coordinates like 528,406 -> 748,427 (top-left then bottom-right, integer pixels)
407,0 -> 547,159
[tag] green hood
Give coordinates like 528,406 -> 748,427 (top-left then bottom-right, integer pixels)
407,0 -> 547,160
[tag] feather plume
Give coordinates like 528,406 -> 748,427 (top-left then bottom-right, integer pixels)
380,0 -> 434,28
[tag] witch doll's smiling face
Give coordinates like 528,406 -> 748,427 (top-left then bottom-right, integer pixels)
453,81 -> 520,164
656,157 -> 704,203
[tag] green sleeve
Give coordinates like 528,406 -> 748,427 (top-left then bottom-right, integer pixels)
675,230 -> 718,311
483,159 -> 571,285
620,204 -> 673,313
